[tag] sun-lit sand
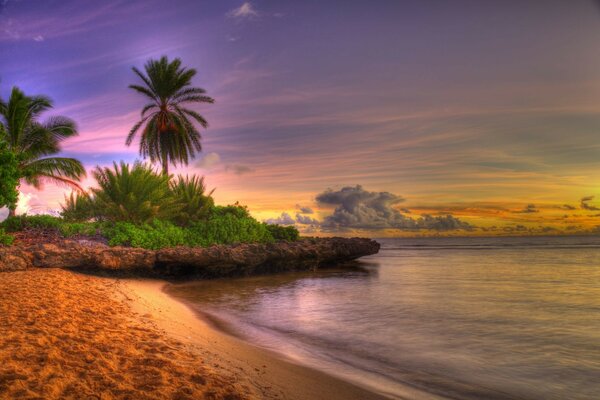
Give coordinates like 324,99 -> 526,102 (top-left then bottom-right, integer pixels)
0,269 -> 250,399
0,268 -> 388,400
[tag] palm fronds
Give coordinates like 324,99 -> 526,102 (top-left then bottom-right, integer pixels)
170,175 -> 215,225
91,161 -> 178,224
0,86 -> 85,215
127,56 -> 214,174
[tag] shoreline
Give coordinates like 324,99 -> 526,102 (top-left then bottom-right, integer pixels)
118,276 -> 403,400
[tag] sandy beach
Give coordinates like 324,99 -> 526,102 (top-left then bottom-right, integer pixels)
0,268 -> 389,400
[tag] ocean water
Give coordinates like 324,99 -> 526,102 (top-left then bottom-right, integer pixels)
165,236 -> 600,400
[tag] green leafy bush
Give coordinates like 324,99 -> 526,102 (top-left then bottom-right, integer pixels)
58,222 -> 102,237
0,214 -> 62,232
265,224 -> 300,241
92,161 -> 178,224
102,213 -> 275,249
0,228 -> 14,246
170,175 -> 214,226
187,213 -> 274,247
104,220 -> 187,249
210,204 -> 251,219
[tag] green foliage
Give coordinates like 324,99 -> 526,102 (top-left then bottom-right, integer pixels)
0,141 -> 19,210
0,228 -> 14,246
170,175 -> 214,226
60,191 -> 96,221
187,213 -> 274,247
104,220 -> 186,249
0,87 -> 85,210
92,161 -> 178,224
210,203 -> 251,219
58,222 -> 102,237
127,56 -> 215,174
102,212 -> 275,250
265,224 -> 300,241
0,214 -> 62,232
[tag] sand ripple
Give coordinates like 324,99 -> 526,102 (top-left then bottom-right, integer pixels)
0,269 -> 250,400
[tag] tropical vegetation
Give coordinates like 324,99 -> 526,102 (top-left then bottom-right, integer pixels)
0,87 -> 85,216
1,160 -> 298,249
0,56 -> 301,249
126,56 -> 214,175
0,141 -> 19,210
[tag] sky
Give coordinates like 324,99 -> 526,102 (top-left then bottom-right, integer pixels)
1,0 -> 600,236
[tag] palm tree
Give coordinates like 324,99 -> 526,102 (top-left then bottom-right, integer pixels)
127,56 -> 214,175
0,87 -> 85,217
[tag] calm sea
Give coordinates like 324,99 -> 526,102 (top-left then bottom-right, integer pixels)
165,236 -> 600,400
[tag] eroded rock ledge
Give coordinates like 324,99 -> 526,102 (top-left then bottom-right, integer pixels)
0,237 -> 380,277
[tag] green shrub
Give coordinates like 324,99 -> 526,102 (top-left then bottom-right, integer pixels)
265,224 -> 300,241
210,203 -> 251,219
187,213 -> 274,247
92,161 -> 178,224
170,175 -> 214,226
0,228 -> 14,246
58,222 -> 102,237
101,212 -> 275,249
0,214 -> 62,232
104,220 -> 187,249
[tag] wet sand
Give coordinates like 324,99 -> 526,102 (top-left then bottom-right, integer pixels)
0,269 -> 390,400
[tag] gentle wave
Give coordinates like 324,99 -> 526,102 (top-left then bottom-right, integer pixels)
167,236 -> 600,400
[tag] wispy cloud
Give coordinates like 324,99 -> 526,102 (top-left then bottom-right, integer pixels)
227,2 -> 258,20
226,164 -> 254,175
581,196 -> 600,211
514,204 -> 539,214
197,152 -> 221,169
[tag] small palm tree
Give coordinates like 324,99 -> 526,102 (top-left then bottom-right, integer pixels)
127,56 -> 214,175
91,161 -> 178,223
170,175 -> 215,225
0,87 -> 85,217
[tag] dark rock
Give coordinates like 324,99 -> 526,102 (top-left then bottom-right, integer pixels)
0,237 -> 380,277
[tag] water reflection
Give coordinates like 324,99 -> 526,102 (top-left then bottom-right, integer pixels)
166,237 -> 600,400
167,262 -> 379,308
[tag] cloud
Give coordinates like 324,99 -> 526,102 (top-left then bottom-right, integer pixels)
264,212 -> 295,225
559,204 -> 576,210
581,196 -> 600,211
226,164 -> 254,175
514,204 -> 539,213
295,213 -> 320,225
32,34 -> 44,42
296,204 -> 314,214
316,185 -> 473,231
227,2 -> 258,19
196,152 -> 221,169
415,214 -> 474,231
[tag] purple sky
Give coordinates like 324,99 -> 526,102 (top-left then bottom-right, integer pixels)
2,1 -> 600,235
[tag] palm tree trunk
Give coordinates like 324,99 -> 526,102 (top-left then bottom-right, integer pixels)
162,154 -> 169,176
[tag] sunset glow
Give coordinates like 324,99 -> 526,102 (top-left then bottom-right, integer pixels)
2,0 -> 600,235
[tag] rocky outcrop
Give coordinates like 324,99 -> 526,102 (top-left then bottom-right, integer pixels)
0,237 -> 380,277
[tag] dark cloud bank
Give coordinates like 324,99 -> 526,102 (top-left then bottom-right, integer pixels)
315,185 -> 473,232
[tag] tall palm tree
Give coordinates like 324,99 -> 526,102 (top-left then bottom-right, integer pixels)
0,87 -> 85,217
127,56 -> 214,175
